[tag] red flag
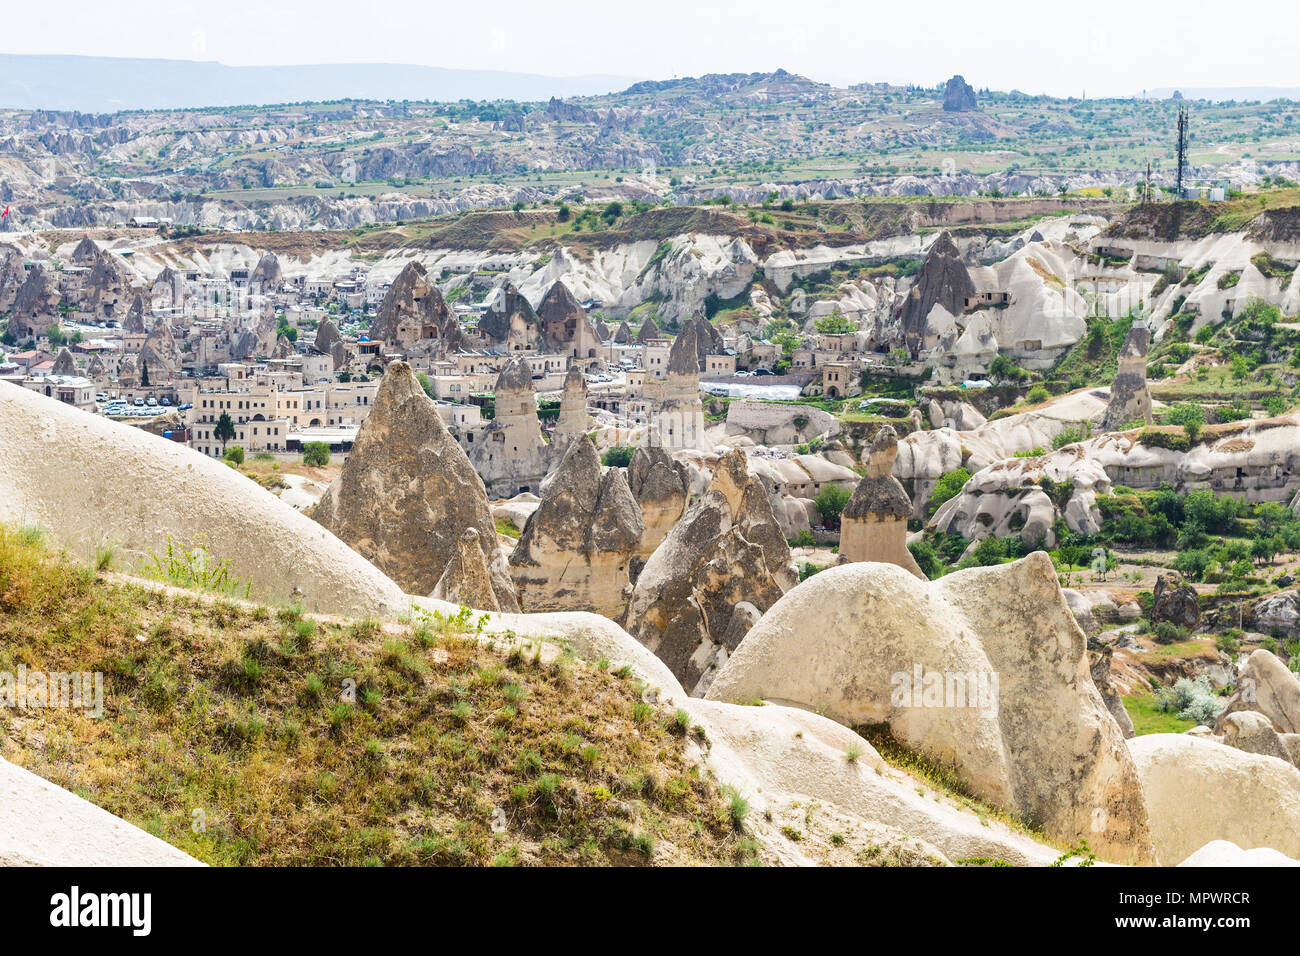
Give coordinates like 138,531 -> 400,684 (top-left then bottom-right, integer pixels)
1,206 -> 9,218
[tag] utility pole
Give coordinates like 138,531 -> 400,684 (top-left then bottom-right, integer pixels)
1175,107 -> 1189,198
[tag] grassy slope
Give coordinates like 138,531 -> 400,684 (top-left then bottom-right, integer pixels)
1122,696 -> 1197,735
0,526 -> 753,866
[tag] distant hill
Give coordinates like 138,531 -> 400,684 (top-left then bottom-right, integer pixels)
0,55 -> 640,111
1149,87 -> 1300,103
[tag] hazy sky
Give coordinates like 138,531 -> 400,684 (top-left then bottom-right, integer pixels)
5,0 -> 1296,98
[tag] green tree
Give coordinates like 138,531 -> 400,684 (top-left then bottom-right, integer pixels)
814,484 -> 851,529
813,311 -> 854,335
927,467 -> 972,516
601,445 -> 635,468
213,411 -> 236,453
140,357 -> 151,387
303,441 -> 331,468
224,445 -> 245,466
908,540 -> 942,579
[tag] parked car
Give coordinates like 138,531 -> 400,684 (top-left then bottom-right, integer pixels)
160,397 -> 172,406
753,368 -> 774,376
133,397 -> 144,407
146,396 -> 157,407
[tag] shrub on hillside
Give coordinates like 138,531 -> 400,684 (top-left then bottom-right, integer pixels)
600,445 -> 635,468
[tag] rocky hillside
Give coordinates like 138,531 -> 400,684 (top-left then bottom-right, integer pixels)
0,524 -> 754,866
3,72 -> 1299,231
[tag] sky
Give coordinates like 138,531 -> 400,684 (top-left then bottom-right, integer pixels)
3,0 -> 1297,99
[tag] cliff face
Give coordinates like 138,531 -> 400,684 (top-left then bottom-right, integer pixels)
898,231 -> 974,353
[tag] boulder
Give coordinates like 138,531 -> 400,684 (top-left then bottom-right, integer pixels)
1063,589 -> 1097,632
1254,590 -> 1300,638
508,436 -> 644,618
1129,733 -> 1300,864
625,448 -> 797,695
1151,572 -> 1200,628
313,361 -> 517,609
0,757 -> 203,866
1214,649 -> 1300,734
707,553 -> 1155,863
1220,710 -> 1292,763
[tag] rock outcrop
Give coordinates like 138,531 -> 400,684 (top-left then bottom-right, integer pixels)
123,293 -> 146,334
508,436 -> 644,617
0,757 -> 203,866
432,528 -> 502,612
313,361 -> 517,609
536,281 -> 601,356
625,448 -> 797,695
1219,710 -> 1293,763
249,252 -> 282,293
707,553 -> 1156,863
1100,324 -> 1153,431
552,365 -> 589,448
637,315 -> 660,343
1214,649 -> 1300,735
1151,572 -> 1200,628
1179,840 -> 1300,867
51,347 -> 76,376
648,321 -> 709,451
627,445 -> 690,553
312,316 -> 347,369
478,280 -> 540,349
1130,733 -> 1300,864
0,380 -> 405,616
70,235 -> 99,263
942,75 -> 978,112
9,267 -> 60,339
1090,643 -> 1135,738
839,426 -> 924,578
139,317 -> 180,379
899,232 -> 975,354
370,260 -> 461,350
